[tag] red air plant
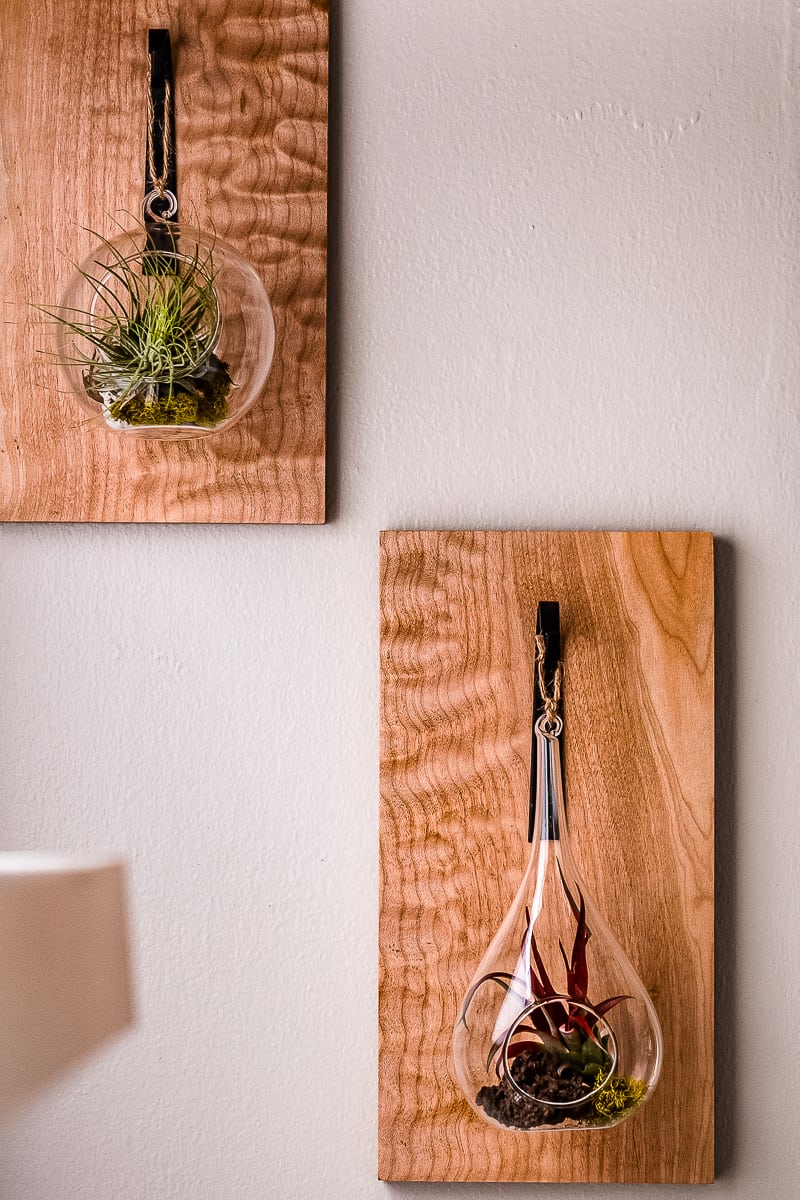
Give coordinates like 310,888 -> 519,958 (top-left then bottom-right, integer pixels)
460,865 -> 631,1081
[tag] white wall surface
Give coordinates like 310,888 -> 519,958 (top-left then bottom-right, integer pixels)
1,1 -> 798,1196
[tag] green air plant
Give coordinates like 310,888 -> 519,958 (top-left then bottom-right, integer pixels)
44,229 -> 233,429
459,866 -> 648,1129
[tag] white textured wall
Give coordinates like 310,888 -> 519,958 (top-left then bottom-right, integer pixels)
1,1 -> 798,1196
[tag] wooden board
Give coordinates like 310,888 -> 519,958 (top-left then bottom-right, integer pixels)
379,530 -> 714,1184
0,0 -> 327,523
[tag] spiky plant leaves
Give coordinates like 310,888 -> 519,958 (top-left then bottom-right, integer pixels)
459,971 -> 530,1030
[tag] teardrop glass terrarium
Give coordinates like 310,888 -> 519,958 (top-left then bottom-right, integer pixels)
52,219 -> 275,440
452,611 -> 663,1132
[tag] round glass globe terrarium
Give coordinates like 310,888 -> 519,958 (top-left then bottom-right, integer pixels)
54,222 -> 275,440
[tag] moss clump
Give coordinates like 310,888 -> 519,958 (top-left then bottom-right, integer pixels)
90,353 -> 232,428
114,386 -> 200,426
591,1071 -> 647,1121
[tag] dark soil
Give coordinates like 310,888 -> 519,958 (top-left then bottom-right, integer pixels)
476,1050 -> 594,1130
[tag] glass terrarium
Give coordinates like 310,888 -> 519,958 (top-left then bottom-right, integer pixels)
53,220 -> 275,440
452,627 -> 663,1132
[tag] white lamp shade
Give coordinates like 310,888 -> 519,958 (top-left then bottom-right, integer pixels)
0,854 -> 133,1118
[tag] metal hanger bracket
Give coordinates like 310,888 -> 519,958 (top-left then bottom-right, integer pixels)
528,600 -> 565,841
144,29 -> 178,255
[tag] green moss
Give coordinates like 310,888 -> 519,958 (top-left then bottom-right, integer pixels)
100,354 -> 232,428
591,1071 -> 647,1121
110,386 -> 198,426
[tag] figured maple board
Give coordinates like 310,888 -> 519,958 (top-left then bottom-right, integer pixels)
0,0 -> 327,523
379,530 -> 714,1184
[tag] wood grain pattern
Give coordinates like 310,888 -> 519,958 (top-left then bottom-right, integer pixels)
379,530 -> 714,1183
0,0 -> 327,523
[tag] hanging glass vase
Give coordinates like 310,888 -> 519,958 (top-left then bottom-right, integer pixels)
47,29 -> 275,441
452,610 -> 663,1132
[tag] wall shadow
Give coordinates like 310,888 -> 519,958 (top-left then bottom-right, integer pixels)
714,537 -> 737,1177
324,0 -> 343,523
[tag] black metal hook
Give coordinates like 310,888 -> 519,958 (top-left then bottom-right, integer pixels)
528,600 -> 564,841
145,30 -> 178,255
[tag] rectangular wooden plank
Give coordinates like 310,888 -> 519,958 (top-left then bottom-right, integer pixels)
0,0 -> 327,524
379,530 -> 714,1183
